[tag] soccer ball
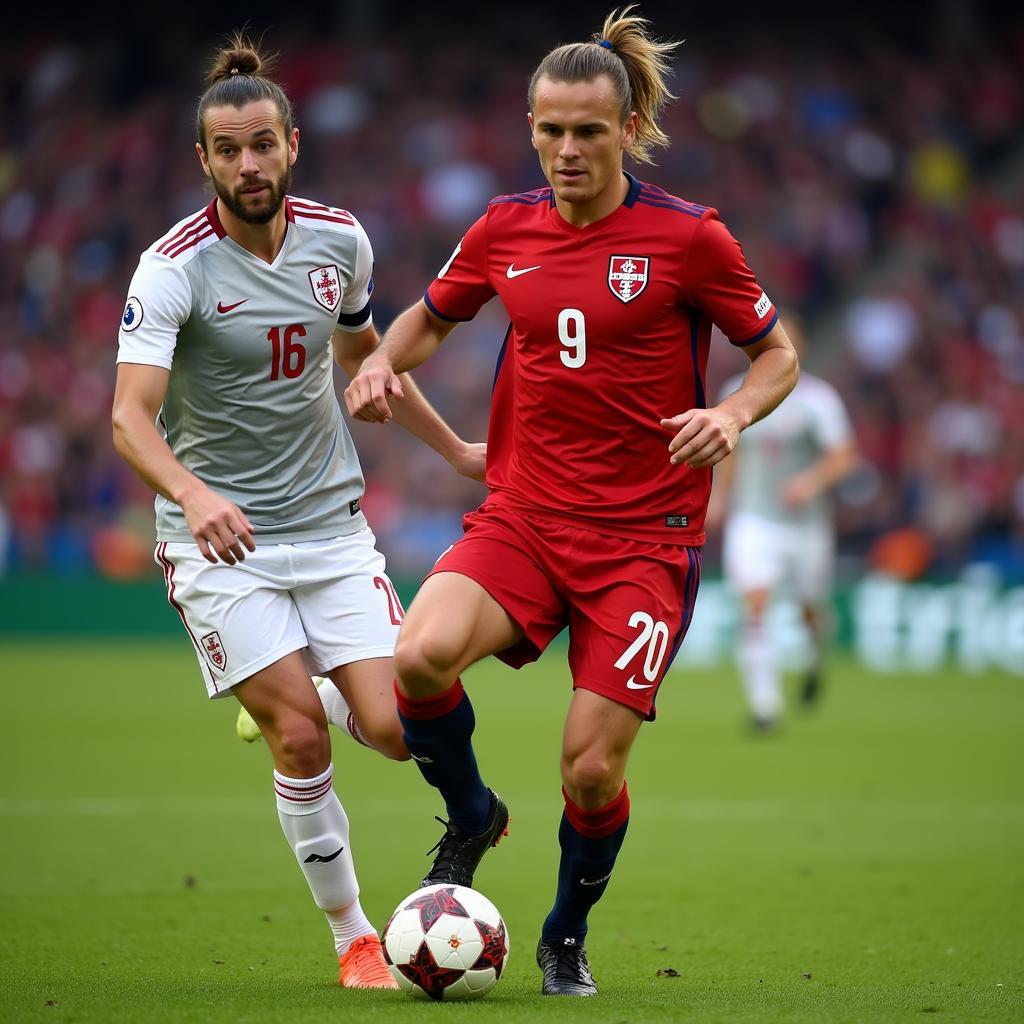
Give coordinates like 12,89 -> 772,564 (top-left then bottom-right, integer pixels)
381,884 -> 510,1001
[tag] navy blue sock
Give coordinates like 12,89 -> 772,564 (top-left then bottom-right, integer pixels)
542,785 -> 630,945
395,679 -> 491,832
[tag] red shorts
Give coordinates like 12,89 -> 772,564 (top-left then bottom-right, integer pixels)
426,502 -> 702,720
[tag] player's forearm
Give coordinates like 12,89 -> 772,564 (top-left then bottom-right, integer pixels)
806,444 -> 858,493
111,408 -> 204,507
720,346 -> 799,433
378,302 -> 449,374
386,374 -> 469,464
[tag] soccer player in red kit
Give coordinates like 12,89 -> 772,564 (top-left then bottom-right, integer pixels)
347,8 -> 798,996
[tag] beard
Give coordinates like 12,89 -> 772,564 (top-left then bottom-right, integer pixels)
212,165 -> 292,225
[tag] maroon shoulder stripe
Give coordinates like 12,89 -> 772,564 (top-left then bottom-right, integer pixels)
157,210 -> 209,255
288,198 -> 334,212
165,226 -> 216,260
293,210 -> 355,225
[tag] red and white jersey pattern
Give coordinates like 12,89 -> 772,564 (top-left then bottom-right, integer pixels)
117,195 -> 374,544
425,173 -> 777,545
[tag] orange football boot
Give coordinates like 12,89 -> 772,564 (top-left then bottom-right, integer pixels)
338,934 -> 399,989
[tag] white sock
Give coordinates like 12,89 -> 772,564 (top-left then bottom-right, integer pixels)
327,902 -> 376,956
738,619 -> 783,720
314,678 -> 368,747
275,763 -> 368,951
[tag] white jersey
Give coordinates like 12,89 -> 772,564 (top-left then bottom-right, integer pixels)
118,196 -> 373,544
720,371 -> 853,526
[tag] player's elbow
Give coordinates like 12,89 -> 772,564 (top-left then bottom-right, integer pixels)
110,403 -> 132,460
785,345 -> 800,385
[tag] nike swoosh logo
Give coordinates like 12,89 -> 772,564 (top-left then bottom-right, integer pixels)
303,846 -> 344,864
625,676 -> 654,690
217,299 -> 249,313
506,264 -> 541,279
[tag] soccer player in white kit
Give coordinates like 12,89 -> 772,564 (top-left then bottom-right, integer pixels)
708,314 -> 857,729
111,37 -> 484,989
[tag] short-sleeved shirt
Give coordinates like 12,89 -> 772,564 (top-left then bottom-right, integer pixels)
117,196 -> 374,544
425,173 -> 777,546
719,370 -> 853,526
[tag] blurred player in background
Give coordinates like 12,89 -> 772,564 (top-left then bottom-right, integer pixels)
346,6 -> 798,997
111,35 -> 483,990
707,312 -> 857,730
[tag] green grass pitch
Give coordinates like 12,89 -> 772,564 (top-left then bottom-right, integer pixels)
0,640 -> 1021,1022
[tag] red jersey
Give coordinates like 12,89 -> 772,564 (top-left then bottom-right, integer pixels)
425,172 -> 777,545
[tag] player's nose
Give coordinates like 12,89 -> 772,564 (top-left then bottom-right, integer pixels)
558,133 -> 582,159
240,148 -> 261,174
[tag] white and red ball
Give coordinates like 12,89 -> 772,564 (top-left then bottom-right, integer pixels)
381,884 -> 510,1001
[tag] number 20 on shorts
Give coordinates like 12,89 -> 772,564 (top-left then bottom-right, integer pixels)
614,611 -> 670,685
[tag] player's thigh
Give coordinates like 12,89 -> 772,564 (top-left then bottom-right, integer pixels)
723,514 -> 785,595
405,505 -> 569,677
561,688 -> 644,807
787,525 -> 835,606
234,649 -> 326,725
155,541 -> 307,699
398,570 -> 525,676
567,540 -> 701,721
289,528 -> 403,680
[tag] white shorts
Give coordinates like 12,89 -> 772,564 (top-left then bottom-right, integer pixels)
723,513 -> 834,604
154,528 -> 403,698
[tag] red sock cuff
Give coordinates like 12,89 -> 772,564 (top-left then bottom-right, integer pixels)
562,782 -> 630,838
394,678 -> 465,720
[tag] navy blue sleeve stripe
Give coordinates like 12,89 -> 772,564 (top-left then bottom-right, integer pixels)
488,194 -> 550,207
489,187 -> 552,206
732,310 -> 779,347
491,323 -> 512,393
337,300 -> 372,327
423,291 -> 473,323
635,196 -> 703,218
638,186 -> 707,215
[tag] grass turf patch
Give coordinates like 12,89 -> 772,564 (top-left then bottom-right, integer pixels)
0,641 -> 1021,1022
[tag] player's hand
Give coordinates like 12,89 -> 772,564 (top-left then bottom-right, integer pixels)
179,483 -> 256,565
345,354 -> 405,423
450,442 -> 487,483
661,407 -> 741,469
782,472 -> 819,508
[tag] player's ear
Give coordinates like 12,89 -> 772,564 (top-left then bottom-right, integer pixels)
289,127 -> 299,166
621,111 -> 638,151
527,112 -> 537,151
195,141 -> 212,178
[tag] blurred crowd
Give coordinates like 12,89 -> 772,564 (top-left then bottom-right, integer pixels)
1,6 -> 1022,580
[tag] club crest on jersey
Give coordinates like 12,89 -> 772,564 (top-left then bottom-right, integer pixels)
200,631 -> 227,672
308,264 -> 341,312
608,256 -> 650,303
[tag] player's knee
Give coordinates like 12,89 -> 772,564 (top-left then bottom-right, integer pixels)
744,590 -> 770,620
361,717 -> 410,762
275,715 -> 330,776
394,628 -> 461,691
562,753 -> 618,807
